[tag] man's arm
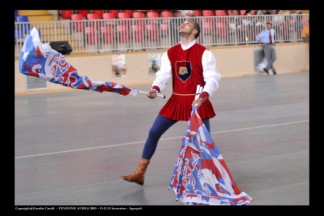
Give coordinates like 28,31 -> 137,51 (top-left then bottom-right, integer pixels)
193,50 -> 221,107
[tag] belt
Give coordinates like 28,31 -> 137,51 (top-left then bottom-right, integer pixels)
172,92 -> 196,96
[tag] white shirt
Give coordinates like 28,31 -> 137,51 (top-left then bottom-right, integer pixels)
256,29 -> 275,44
152,40 -> 221,97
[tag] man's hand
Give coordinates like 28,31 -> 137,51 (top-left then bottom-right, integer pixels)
192,98 -> 204,108
147,89 -> 158,99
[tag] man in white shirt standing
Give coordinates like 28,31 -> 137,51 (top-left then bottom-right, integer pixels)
256,21 -> 277,75
121,18 -> 221,186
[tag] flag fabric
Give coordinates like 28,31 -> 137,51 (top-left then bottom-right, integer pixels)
169,106 -> 253,205
19,28 -> 138,96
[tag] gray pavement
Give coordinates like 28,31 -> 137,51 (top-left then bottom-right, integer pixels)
15,72 -> 309,205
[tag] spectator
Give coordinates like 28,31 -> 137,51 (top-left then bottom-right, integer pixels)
256,21 -> 277,75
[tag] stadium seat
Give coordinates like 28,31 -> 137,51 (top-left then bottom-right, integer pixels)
215,10 -> 227,16
109,10 -> 119,18
123,10 -> 133,18
192,10 -> 201,16
77,10 -> 89,18
145,24 -> 159,41
116,24 -> 129,43
16,15 -> 29,22
240,10 -> 247,15
118,12 -> 131,19
15,16 -> 31,36
71,14 -> 85,31
92,10 -> 104,19
116,12 -> 130,43
132,11 -> 145,19
84,26 -> 98,44
100,26 -> 114,43
131,12 -> 145,42
161,11 -> 172,18
131,24 -> 144,42
160,23 -> 169,36
61,10 -> 73,19
146,11 -> 159,18
87,13 -> 101,29
87,13 -> 100,20
202,10 -> 214,16
103,13 -> 115,20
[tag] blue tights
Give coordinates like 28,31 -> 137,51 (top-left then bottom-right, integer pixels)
141,114 -> 210,160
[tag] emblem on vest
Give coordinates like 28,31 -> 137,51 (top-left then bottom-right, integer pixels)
179,67 -> 188,75
176,61 -> 192,82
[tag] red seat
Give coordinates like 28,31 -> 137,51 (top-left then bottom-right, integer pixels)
146,11 -> 159,18
87,13 -> 101,29
116,24 -> 129,43
131,25 -> 143,42
93,10 -> 104,18
84,26 -> 98,44
132,12 -> 145,30
146,24 -> 159,41
87,13 -> 100,20
117,12 -> 131,19
117,12 -> 131,43
240,10 -> 247,15
192,10 -> 201,16
215,10 -> 227,16
102,13 -> 115,20
132,11 -> 145,19
161,11 -> 172,18
100,26 -> 114,43
251,10 -> 257,15
77,10 -> 89,18
61,10 -> 73,19
216,21 -> 227,37
132,12 -> 145,42
228,10 -> 239,16
203,21 -> 213,34
71,14 -> 85,31
202,10 -> 214,16
109,10 -> 119,18
160,23 -> 169,35
123,10 -> 133,18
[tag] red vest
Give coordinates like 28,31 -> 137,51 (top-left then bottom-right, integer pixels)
159,43 -> 216,121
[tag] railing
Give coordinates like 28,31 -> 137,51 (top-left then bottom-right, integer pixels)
14,14 -> 309,56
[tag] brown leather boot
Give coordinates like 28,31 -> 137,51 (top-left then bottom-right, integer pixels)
121,158 -> 150,185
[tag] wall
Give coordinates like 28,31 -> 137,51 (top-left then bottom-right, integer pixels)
15,43 -> 309,94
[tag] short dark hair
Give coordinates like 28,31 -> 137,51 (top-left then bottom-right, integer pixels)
266,21 -> 272,26
192,20 -> 200,39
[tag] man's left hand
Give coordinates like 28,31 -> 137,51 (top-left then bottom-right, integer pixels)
192,98 -> 204,108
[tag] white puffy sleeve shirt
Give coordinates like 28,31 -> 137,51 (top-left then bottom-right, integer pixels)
152,42 -> 221,97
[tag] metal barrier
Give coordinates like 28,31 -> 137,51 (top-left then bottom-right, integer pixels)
14,14 -> 309,56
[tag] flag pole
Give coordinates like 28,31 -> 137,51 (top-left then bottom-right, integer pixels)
138,90 -> 166,99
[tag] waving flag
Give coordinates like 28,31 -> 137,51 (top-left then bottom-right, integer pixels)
19,27 -> 137,96
169,106 -> 253,205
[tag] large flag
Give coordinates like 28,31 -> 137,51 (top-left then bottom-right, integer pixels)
19,27 -> 137,96
169,106 -> 253,205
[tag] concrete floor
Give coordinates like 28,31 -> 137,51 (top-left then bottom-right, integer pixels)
15,72 -> 309,205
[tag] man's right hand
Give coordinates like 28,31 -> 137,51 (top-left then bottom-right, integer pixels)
147,89 -> 158,99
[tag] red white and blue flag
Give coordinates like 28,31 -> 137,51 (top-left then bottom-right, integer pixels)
169,106 -> 253,205
19,28 -> 137,96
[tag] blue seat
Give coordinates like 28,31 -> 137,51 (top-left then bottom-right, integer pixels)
16,15 -> 29,22
15,15 -> 31,43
